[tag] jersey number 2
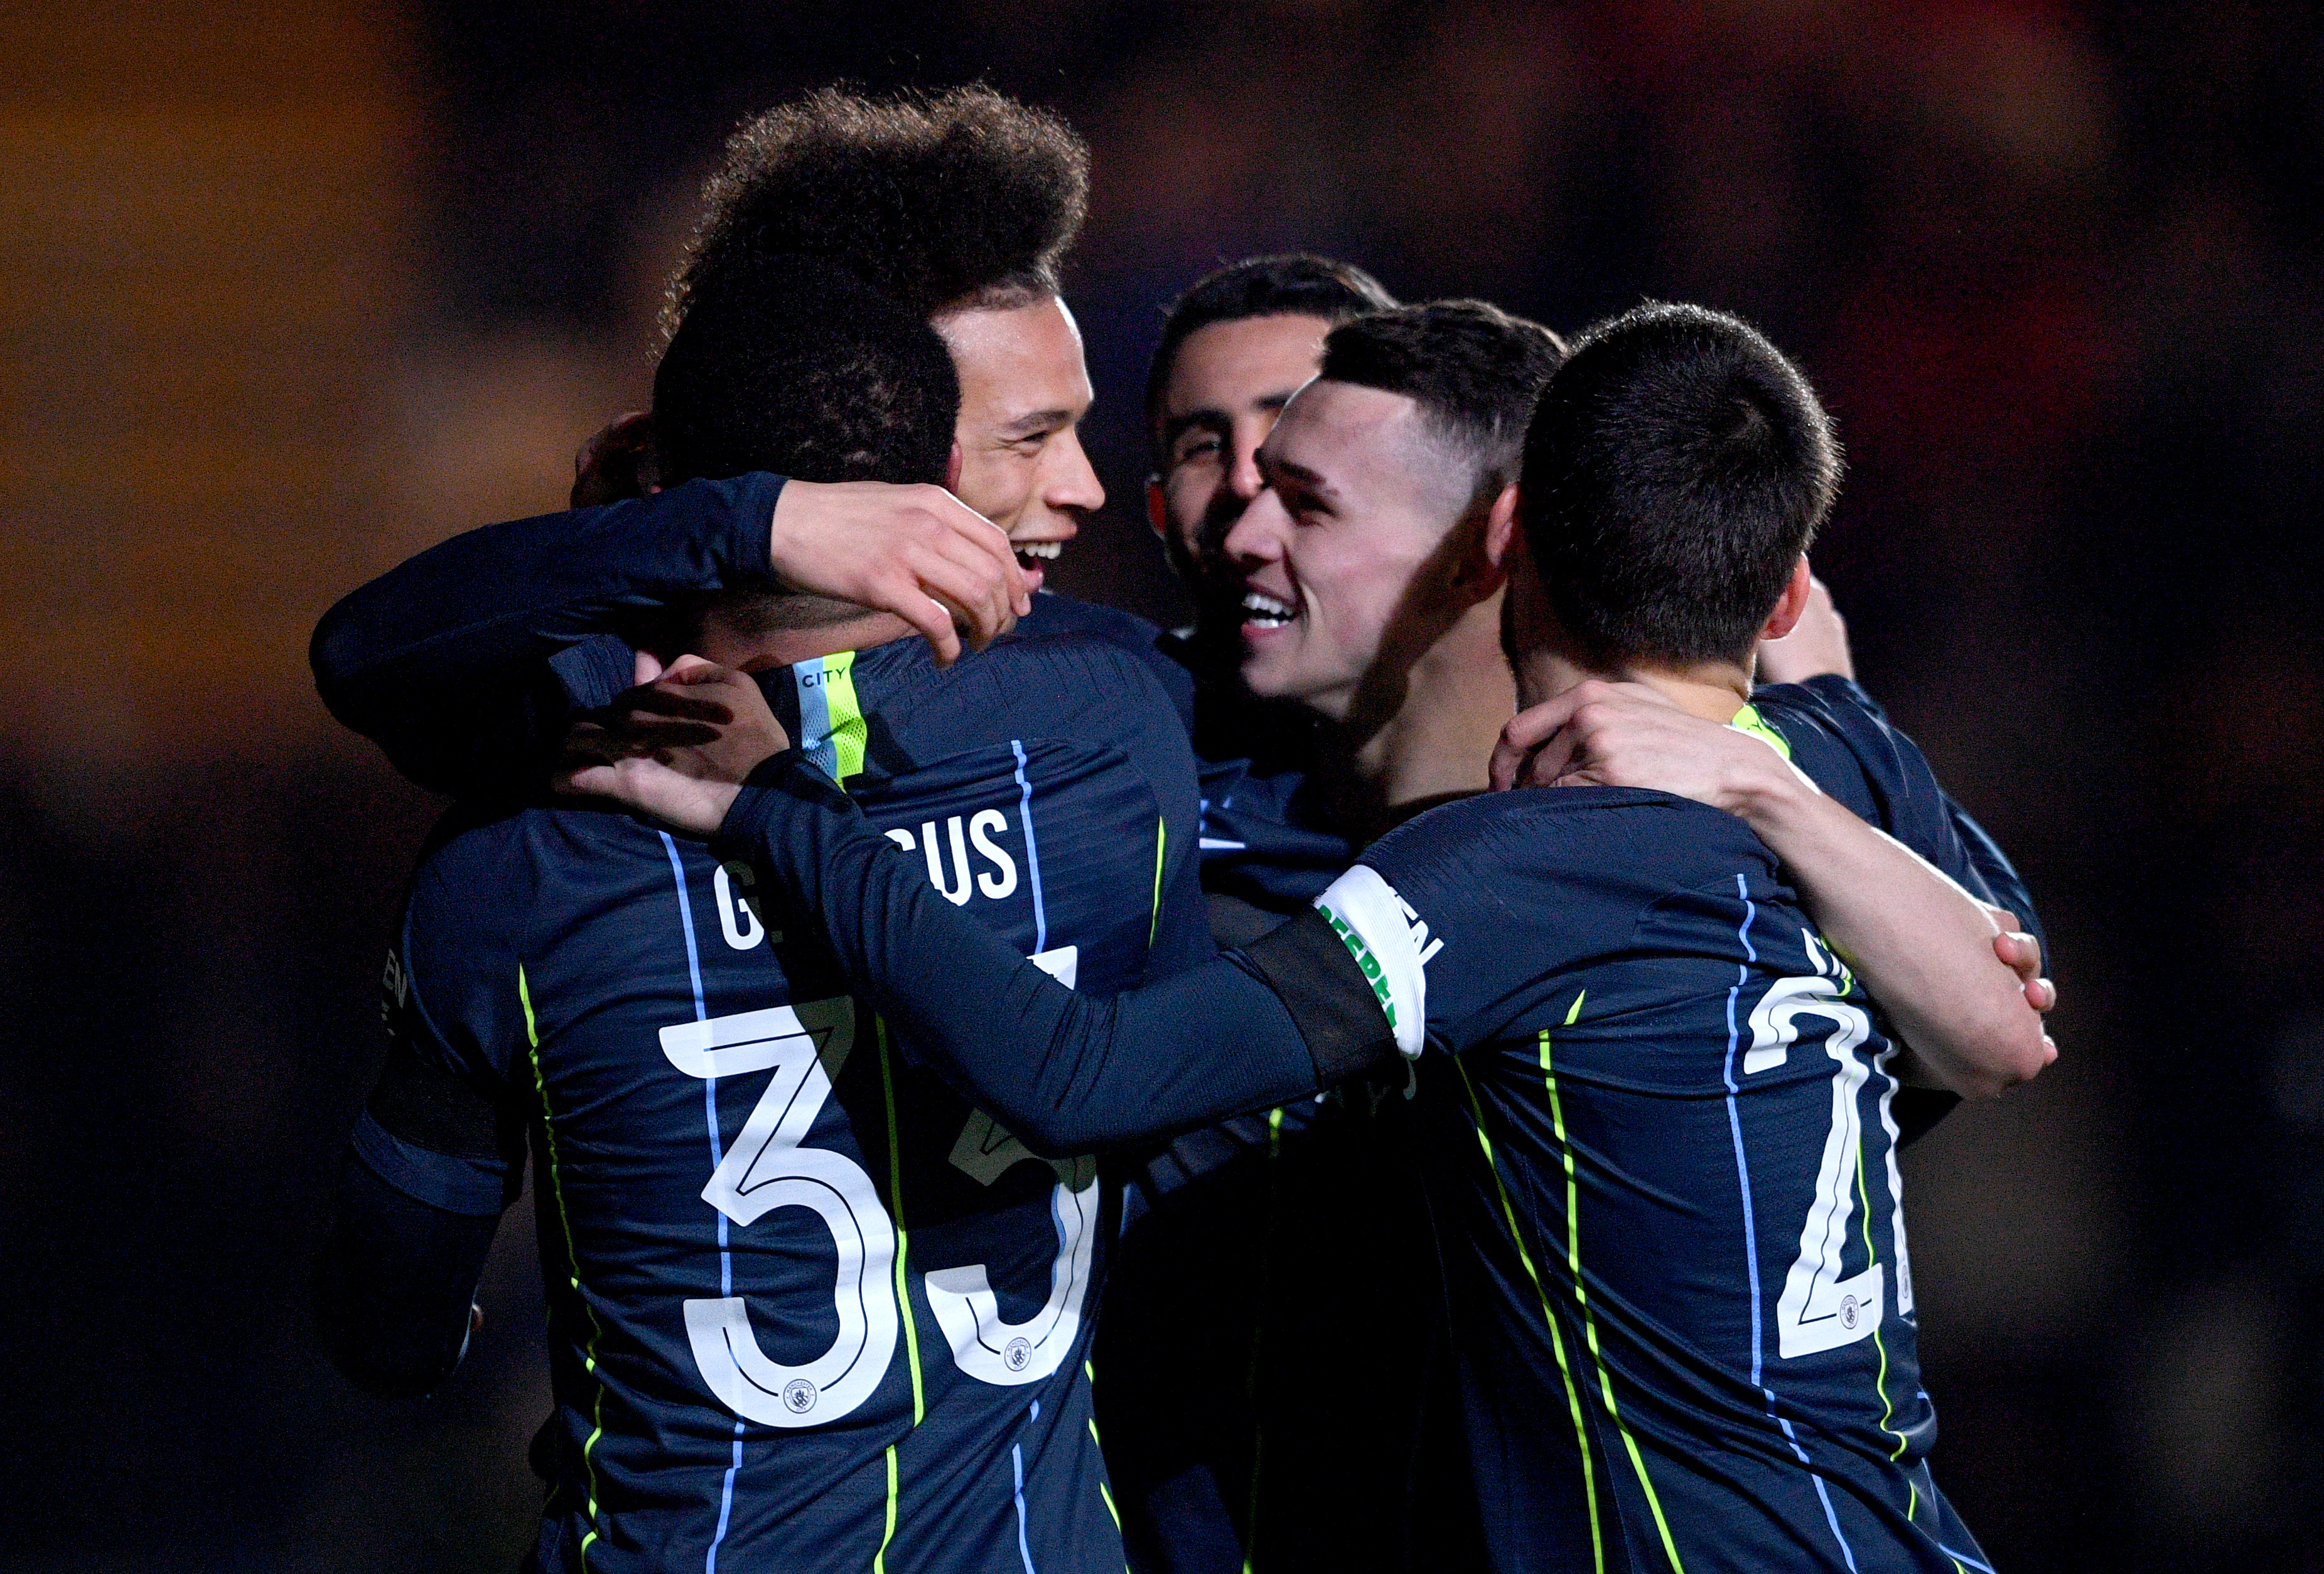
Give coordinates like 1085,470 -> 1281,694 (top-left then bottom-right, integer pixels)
1745,972 -> 1902,1359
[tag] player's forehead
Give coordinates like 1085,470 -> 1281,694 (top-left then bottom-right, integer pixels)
1161,313 -> 1333,420
935,294 -> 1093,419
1264,378 -> 1426,485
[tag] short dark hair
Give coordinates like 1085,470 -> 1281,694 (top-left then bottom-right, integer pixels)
654,252 -> 959,488
1519,302 -> 1841,668
1318,300 -> 1567,505
1144,254 -> 1397,456
670,85 -> 1089,333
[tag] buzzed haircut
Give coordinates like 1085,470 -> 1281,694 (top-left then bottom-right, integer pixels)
1144,254 -> 1397,457
1519,301 -> 1842,669
1318,299 -> 1567,506
670,85 -> 1089,334
653,252 -> 960,489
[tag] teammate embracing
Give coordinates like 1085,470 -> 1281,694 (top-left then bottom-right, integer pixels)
316,255 -> 1227,1571
577,301 -> 2050,1573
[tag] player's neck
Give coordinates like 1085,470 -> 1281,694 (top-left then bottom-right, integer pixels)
693,611 -> 920,673
1323,599 -> 1515,843
1514,646 -> 1755,724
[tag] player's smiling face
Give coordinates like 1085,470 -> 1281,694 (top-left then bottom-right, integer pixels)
1224,379 -> 1474,721
1149,314 -> 1336,605
934,295 -> 1104,592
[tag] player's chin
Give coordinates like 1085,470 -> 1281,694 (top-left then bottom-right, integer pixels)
1236,639 -> 1308,701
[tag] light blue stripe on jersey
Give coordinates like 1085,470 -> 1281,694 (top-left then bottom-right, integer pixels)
1011,741 -> 1049,953
661,832 -> 745,1573
1721,872 -> 1859,1573
1012,1398 -> 1041,1574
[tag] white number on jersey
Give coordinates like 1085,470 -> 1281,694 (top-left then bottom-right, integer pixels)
927,945 -> 1099,1386
660,1000 -> 899,1427
1745,965 -> 1901,1358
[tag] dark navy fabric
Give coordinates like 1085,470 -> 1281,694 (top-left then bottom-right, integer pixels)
310,472 -> 785,794
357,630 -> 1216,1574
719,682 -> 2009,1573
1350,781 -> 1988,1573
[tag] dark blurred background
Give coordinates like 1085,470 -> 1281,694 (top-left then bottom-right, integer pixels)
3,3 -> 2319,1569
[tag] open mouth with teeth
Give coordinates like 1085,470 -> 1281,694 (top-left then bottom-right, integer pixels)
1013,539 -> 1064,591
1241,589 -> 1298,631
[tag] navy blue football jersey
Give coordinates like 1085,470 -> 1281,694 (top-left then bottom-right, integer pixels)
1301,698 -> 2003,1573
371,629 -> 1208,1573
702,679 -> 2028,1574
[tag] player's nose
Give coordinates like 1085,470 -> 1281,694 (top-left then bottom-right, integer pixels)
1222,485 -> 1289,567
1045,427 -> 1105,517
1225,441 -> 1265,504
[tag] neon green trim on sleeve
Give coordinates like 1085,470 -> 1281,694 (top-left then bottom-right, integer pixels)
520,965 -> 610,1571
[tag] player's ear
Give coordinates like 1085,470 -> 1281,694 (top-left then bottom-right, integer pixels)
1146,476 -> 1168,542
1482,483 -> 1522,572
1758,555 -> 1816,641
1458,483 -> 1522,597
945,441 -> 964,494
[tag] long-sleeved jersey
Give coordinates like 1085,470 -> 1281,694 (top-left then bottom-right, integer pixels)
331,628 -> 1345,1574
702,678 -> 2015,1574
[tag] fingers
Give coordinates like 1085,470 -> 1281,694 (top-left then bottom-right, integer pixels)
920,522 -> 1021,646
1989,929 -> 2055,1015
894,590 -> 965,667
932,488 -> 1030,619
1492,689 -> 1590,790
632,648 -> 665,686
611,685 -> 731,725
905,542 -> 1016,653
553,759 -> 618,798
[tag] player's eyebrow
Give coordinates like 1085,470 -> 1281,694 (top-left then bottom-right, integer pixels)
1160,387 -> 1305,451
1256,448 -> 1335,503
1159,409 -> 1230,451
999,407 -> 1079,439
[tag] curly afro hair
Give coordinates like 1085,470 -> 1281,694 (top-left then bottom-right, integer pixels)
669,85 -> 1090,336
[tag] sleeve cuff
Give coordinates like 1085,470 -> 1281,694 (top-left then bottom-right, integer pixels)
723,472 -> 788,579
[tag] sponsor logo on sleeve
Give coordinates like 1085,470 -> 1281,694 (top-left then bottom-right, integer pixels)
1311,865 -> 1434,1058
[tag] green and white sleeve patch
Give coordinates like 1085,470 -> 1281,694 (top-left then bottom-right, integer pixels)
1312,864 -> 1433,1058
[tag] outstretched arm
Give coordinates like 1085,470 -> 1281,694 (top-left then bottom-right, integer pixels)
311,474 -> 1027,793
716,758 -> 1392,1153
1495,682 -> 2053,1100
558,663 -> 1396,1153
